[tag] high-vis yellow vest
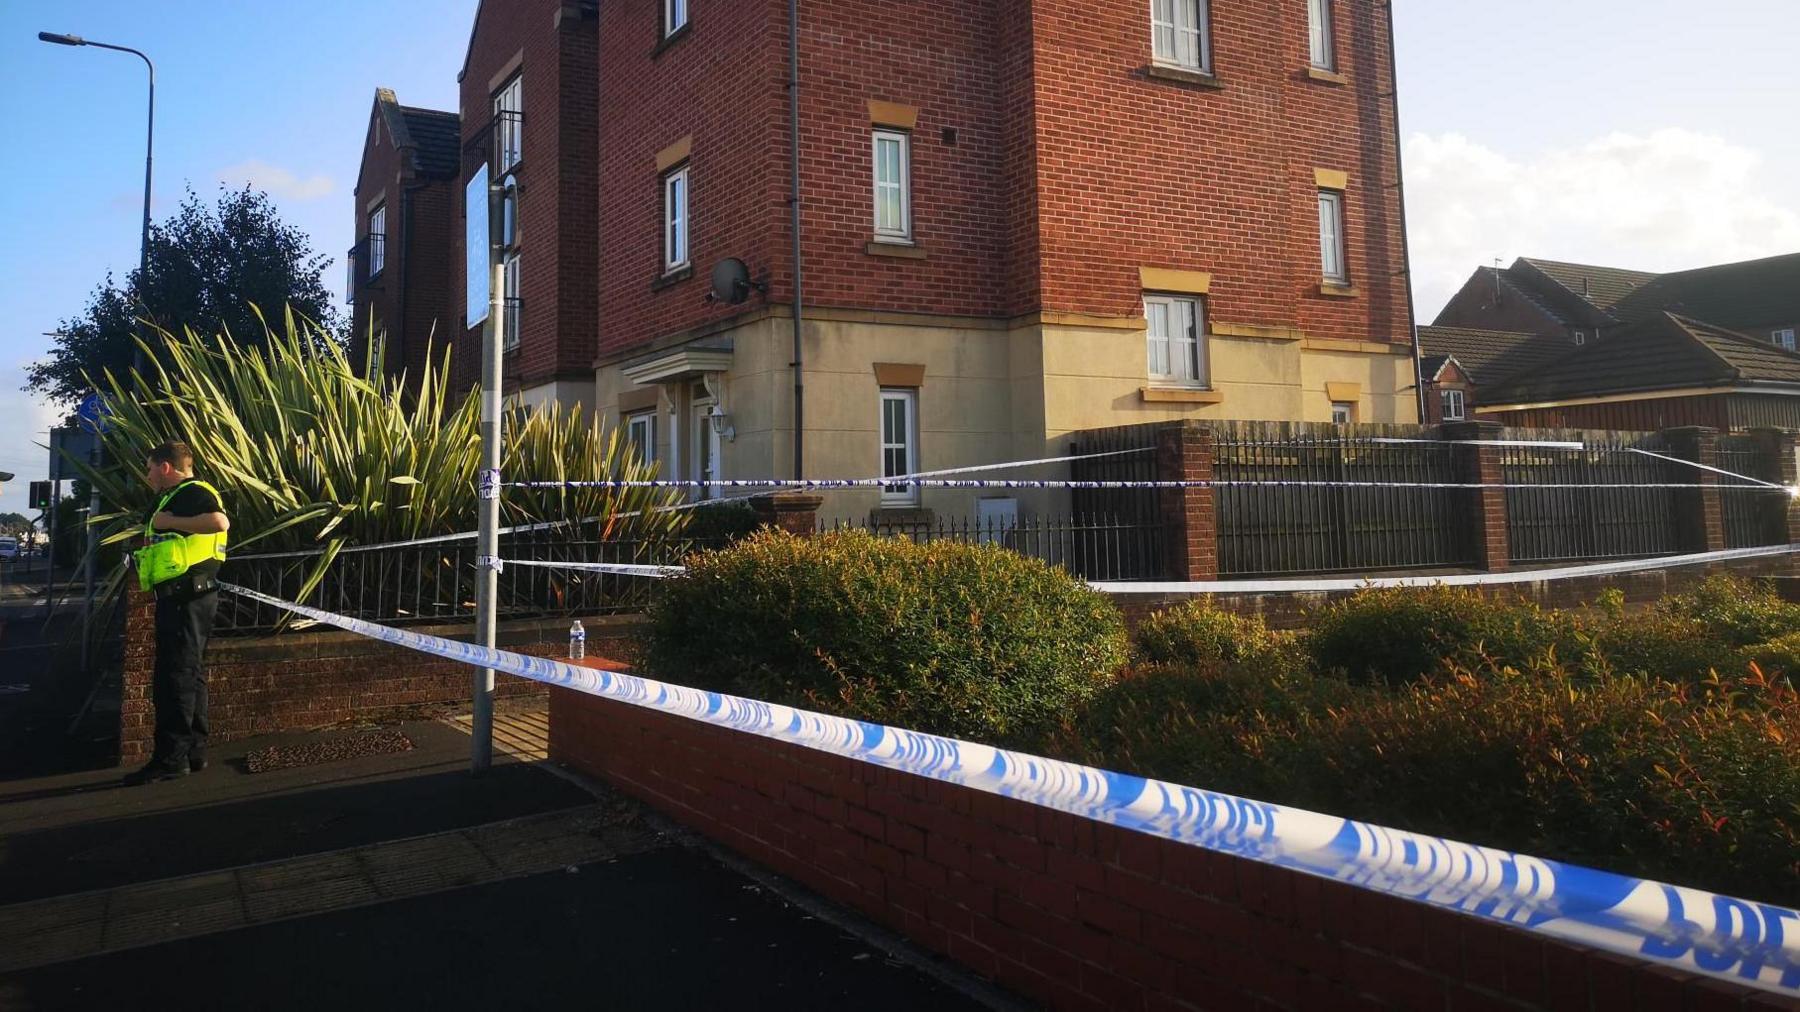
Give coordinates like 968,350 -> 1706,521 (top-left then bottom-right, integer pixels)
134,479 -> 229,591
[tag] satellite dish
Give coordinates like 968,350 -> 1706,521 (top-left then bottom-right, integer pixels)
709,257 -> 766,305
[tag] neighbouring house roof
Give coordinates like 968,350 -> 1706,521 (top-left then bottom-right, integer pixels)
1415,325 -> 1570,389
1515,258 -> 1659,312
373,88 -> 460,182
1481,313 -> 1800,407
1610,252 -> 1800,330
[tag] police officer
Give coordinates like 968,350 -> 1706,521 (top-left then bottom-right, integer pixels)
125,441 -> 229,786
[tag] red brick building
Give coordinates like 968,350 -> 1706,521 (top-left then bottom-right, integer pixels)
590,0 -> 1418,518
347,89 -> 461,382
361,1 -> 1419,519
452,0 -> 600,408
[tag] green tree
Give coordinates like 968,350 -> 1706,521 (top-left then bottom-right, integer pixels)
0,512 -> 30,538
27,185 -> 339,405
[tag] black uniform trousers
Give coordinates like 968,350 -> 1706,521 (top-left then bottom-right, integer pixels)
151,582 -> 219,768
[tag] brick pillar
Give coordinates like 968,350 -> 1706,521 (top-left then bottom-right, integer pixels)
751,493 -> 825,536
1441,420 -> 1510,572
1747,428 -> 1800,546
1662,426 -> 1726,554
1154,422 -> 1216,582
119,586 -> 156,766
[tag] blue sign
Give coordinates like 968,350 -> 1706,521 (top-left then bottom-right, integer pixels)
466,166 -> 490,326
76,392 -> 107,433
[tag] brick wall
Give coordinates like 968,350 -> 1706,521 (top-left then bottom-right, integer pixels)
594,0 -> 1411,360
549,667 -> 1777,1010
118,592 -> 641,765
455,0 -> 599,392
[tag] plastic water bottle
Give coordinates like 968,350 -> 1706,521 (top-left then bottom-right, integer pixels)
568,619 -> 586,661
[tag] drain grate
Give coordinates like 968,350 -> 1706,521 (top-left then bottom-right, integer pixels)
244,730 -> 414,773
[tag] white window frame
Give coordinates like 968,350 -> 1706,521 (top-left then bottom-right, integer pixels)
1307,0 -> 1335,71
880,388 -> 919,507
502,249 -> 521,352
872,129 -> 912,243
1331,401 -> 1355,425
664,0 -> 689,37
1441,389 -> 1466,422
1143,294 -> 1207,387
1775,329 -> 1797,352
626,410 -> 658,466
1573,330 -> 1586,346
493,76 -> 523,173
1318,190 -> 1347,285
1151,0 -> 1211,74
664,165 -> 690,272
367,205 -> 387,278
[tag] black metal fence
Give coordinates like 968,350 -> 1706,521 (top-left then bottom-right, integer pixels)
1066,424 -> 1166,580
214,521 -> 725,638
1719,435 -> 1787,549
1500,434 -> 1679,564
820,513 -> 1165,583
1213,423 -> 1473,577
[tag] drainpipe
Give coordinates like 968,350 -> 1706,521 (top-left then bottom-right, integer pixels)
1382,1 -> 1426,423
788,0 -> 805,480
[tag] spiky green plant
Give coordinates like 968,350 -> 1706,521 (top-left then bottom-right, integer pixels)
70,308 -> 685,619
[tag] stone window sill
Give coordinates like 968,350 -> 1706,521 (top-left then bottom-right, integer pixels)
1144,64 -> 1226,90
1318,284 -> 1359,298
651,264 -> 694,292
1306,67 -> 1348,86
865,240 -> 928,260
1141,387 -> 1225,404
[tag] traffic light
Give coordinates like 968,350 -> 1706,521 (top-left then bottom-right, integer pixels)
29,481 -> 52,511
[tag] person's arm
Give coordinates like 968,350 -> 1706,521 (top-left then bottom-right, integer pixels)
152,511 -> 229,535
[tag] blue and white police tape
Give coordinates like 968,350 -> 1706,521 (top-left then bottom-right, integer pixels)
506,476 -> 1785,492
492,558 -> 683,577
220,580 -> 1799,996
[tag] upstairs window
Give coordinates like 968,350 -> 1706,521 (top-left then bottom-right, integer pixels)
1441,389 -> 1466,421
1151,0 -> 1210,74
367,205 -> 387,278
1308,0 -> 1335,70
1144,294 -> 1206,386
1775,328 -> 1797,352
1317,190 -> 1347,285
494,76 -> 523,173
665,0 -> 689,37
872,129 -> 912,242
663,165 -> 690,272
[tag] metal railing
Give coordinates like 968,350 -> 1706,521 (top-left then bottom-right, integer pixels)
1213,426 -> 1473,577
213,521 -> 728,638
822,513 -> 1166,583
1502,435 -> 1677,564
1719,435 -> 1786,548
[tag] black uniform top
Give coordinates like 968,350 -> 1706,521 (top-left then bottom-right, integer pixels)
149,480 -> 226,582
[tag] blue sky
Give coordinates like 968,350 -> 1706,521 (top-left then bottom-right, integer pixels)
1,0 -> 1796,519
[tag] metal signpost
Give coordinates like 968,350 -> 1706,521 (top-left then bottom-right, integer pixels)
467,165 -> 501,774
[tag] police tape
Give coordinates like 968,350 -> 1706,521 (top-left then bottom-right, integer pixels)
507,477 -> 1787,492
490,558 -> 683,577
219,580 -> 1800,996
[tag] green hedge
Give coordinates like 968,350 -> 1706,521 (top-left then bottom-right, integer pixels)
642,528 -> 1127,745
1132,600 -> 1282,668
1304,585 -> 1587,685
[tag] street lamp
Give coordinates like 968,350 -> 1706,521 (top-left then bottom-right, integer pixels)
38,31 -> 154,375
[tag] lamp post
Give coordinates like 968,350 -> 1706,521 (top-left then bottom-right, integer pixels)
38,32 -> 154,376
40,32 -> 155,672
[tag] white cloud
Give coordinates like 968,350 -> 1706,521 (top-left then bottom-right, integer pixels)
215,159 -> 336,201
0,359 -> 67,519
1405,128 -> 1800,319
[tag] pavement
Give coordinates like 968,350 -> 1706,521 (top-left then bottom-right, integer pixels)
0,713 -> 1002,1012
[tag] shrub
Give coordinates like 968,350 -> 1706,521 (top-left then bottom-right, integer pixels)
1304,585 -> 1585,685
1584,612 -> 1726,683
1659,574 -> 1800,647
1133,601 -> 1282,668
680,500 -> 766,544
1741,632 -> 1800,682
642,528 -> 1127,746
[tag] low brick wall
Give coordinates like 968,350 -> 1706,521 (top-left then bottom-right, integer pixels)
118,588 -> 642,764
1111,551 -> 1800,630
549,670 -> 1775,1011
